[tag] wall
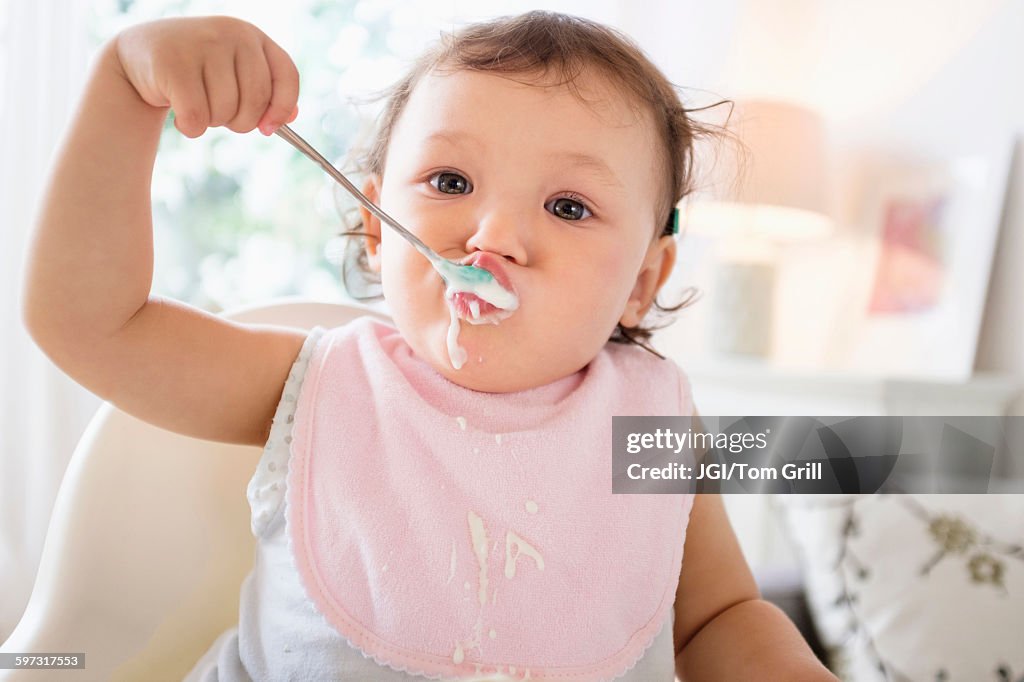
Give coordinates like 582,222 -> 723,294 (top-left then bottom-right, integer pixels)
625,0 -> 1024,414
623,0 -> 1024,571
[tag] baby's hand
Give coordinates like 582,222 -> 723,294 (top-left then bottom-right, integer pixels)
112,16 -> 299,138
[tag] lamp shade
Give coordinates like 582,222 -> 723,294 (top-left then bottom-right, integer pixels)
685,98 -> 832,242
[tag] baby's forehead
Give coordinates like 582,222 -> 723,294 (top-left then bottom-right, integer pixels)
384,64 -> 666,202
408,65 -> 658,145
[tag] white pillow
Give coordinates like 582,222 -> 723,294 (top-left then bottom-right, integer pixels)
773,494 -> 1024,682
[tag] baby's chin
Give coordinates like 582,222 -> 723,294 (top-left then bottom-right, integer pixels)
391,304 -> 504,376
401,322 -> 550,393
424,330 -> 530,392
433,357 -> 551,394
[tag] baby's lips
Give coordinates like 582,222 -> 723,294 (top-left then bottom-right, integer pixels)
459,251 -> 517,296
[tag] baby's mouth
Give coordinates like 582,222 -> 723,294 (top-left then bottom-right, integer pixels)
449,291 -> 515,325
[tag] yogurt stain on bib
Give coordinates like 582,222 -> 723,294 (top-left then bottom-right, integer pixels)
505,531 -> 544,578
467,511 -> 490,607
447,542 -> 457,585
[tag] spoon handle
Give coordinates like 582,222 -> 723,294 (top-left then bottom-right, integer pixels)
274,124 -> 438,262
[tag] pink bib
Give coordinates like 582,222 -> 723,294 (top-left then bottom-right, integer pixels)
287,317 -> 695,680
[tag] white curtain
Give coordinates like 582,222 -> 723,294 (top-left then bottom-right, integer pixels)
0,0 -> 99,641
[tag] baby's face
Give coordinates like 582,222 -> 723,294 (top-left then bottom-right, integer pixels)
365,67 -> 672,392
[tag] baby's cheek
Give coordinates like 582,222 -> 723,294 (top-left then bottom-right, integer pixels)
556,259 -> 629,331
590,246 -> 636,294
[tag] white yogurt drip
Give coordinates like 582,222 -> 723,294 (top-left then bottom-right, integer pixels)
434,259 -> 519,370
467,511 -> 490,607
454,508 -> 544,678
505,530 -> 544,578
451,614 -> 494,674
446,542 -> 457,585
446,304 -> 469,370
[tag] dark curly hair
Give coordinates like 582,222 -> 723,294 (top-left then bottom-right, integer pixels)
335,10 -> 739,359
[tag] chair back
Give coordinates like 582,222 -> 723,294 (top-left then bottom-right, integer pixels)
0,298 -> 392,681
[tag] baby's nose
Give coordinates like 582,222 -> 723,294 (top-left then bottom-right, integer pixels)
464,211 -> 528,266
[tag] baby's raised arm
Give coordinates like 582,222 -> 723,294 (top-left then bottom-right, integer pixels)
21,17 -> 308,446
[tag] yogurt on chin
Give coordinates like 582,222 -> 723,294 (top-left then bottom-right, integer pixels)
432,259 -> 519,370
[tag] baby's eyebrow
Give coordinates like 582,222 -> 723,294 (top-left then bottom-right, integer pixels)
551,152 -> 624,190
423,130 -> 482,148
422,131 -> 623,190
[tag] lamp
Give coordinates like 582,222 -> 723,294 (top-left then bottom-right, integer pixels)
683,98 -> 833,358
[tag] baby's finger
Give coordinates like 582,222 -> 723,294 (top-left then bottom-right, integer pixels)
203,50 -> 241,129
227,41 -> 272,133
256,37 -> 299,135
168,67 -> 211,139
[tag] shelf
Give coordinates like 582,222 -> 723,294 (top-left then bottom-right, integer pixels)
680,358 -> 1021,416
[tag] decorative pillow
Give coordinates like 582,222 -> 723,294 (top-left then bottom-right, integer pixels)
772,494 -> 1024,682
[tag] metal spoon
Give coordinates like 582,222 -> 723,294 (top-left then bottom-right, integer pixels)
273,123 -> 443,267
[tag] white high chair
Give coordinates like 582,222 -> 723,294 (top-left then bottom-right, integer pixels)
0,298 -> 393,682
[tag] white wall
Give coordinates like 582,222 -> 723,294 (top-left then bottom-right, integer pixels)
628,0 -> 1024,413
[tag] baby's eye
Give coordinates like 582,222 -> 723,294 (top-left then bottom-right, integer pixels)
546,195 -> 593,221
430,171 -> 472,195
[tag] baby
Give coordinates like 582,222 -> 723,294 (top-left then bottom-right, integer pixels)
20,10 -> 836,682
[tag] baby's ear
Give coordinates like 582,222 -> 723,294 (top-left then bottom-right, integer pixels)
358,176 -> 383,273
619,235 -> 677,328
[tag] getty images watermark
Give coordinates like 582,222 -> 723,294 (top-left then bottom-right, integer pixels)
612,416 -> 1024,494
